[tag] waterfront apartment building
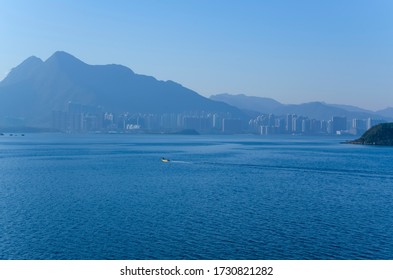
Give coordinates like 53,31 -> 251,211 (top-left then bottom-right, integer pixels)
331,116 -> 347,134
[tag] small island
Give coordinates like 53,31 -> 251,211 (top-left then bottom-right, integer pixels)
347,123 -> 393,146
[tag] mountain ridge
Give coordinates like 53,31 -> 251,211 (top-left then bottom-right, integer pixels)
0,51 -> 244,127
210,93 -> 391,121
1,51 -> 391,129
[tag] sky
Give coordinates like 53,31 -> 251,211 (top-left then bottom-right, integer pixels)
0,0 -> 392,110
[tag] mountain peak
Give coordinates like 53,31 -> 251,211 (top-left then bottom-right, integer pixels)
45,51 -> 86,67
48,50 -> 78,60
11,55 -> 43,71
0,51 -> 245,128
1,55 -> 44,85
22,55 -> 43,65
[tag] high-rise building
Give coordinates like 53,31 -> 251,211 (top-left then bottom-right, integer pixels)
222,118 -> 242,133
286,114 -> 293,133
52,110 -> 68,131
367,118 -> 385,130
302,119 -> 310,134
331,116 -> 347,134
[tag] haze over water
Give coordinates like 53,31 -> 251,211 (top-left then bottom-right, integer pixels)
1,134 -> 392,259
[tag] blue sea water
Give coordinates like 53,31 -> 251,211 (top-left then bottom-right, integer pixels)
0,133 -> 392,260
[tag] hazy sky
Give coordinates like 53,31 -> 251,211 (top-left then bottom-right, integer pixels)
1,0 -> 392,110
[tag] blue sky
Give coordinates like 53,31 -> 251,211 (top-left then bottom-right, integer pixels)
1,0 -> 392,110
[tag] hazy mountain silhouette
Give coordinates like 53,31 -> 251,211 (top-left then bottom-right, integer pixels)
327,103 -> 374,114
0,51 -> 244,127
275,102 -> 354,120
210,93 -> 389,121
376,107 -> 393,119
211,93 -> 283,113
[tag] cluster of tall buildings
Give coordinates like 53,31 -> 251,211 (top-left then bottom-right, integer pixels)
52,102 -> 244,134
52,102 -> 385,135
249,114 -> 385,135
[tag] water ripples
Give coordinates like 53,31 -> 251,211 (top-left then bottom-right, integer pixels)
1,134 -> 393,259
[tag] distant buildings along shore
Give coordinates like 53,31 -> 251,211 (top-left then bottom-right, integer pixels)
51,102 -> 385,135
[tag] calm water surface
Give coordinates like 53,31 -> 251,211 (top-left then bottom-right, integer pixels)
0,133 -> 392,259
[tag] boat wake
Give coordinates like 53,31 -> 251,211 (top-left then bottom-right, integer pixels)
170,160 -> 192,164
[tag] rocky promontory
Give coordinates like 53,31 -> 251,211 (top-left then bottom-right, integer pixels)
347,123 -> 393,146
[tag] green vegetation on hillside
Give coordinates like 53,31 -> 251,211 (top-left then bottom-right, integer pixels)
348,123 -> 393,146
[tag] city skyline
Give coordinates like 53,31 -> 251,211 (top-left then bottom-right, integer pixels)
51,100 -> 385,136
1,0 -> 393,110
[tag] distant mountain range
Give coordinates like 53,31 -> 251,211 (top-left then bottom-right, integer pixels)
0,51 -> 244,127
1,51 -> 391,129
210,93 -> 392,121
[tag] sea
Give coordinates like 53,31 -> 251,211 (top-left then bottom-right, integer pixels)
0,133 -> 392,260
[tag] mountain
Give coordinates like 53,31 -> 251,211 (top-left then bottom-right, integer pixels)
348,122 -> 393,146
210,93 -> 390,121
0,51 -> 244,127
327,103 -> 374,114
210,93 -> 283,113
376,107 -> 393,119
274,102 -> 350,120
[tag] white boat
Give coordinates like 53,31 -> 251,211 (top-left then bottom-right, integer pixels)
161,157 -> 170,163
